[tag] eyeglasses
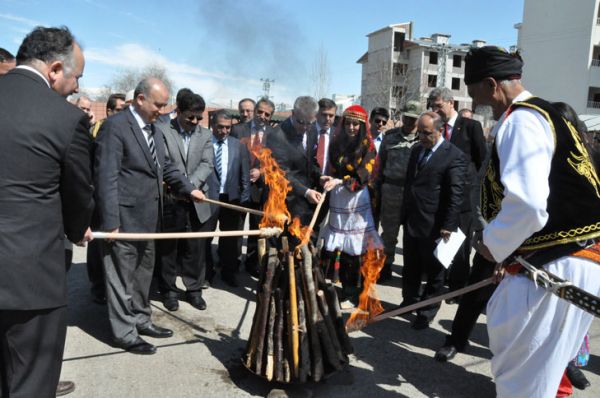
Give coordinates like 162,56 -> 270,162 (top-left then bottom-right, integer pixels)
183,113 -> 203,123
373,118 -> 388,125
256,109 -> 271,118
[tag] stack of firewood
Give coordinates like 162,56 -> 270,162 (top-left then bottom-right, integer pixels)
243,237 -> 353,383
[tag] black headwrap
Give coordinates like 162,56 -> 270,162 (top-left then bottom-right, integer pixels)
464,46 -> 524,85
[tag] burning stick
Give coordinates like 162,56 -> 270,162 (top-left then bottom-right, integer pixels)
254,247 -> 278,374
201,197 -> 265,217
274,289 -> 285,382
92,227 -> 282,241
265,296 -> 276,381
244,239 -> 267,369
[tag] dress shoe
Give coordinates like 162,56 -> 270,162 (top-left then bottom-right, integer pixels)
56,380 -> 76,396
188,295 -> 207,310
138,323 -> 173,338
412,315 -> 430,330
163,296 -> 179,312
445,298 -> 459,305
566,362 -> 591,390
200,280 -> 210,289
221,273 -> 238,288
117,337 -> 156,355
435,345 -> 458,362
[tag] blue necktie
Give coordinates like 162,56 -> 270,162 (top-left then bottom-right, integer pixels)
144,125 -> 158,167
215,140 -> 224,182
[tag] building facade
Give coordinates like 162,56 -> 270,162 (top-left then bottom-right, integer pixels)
358,22 -> 482,118
517,0 -> 600,114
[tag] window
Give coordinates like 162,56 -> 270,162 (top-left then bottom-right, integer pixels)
452,77 -> 460,90
429,51 -> 438,65
392,86 -> 405,98
454,101 -> 459,111
427,74 -> 437,87
393,63 -> 407,76
394,32 -> 405,51
453,55 -> 462,68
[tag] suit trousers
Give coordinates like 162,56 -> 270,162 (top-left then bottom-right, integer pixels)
0,306 -> 67,398
158,202 -> 210,296
445,253 -> 496,350
86,239 -> 105,298
447,209 -> 474,291
207,194 -> 244,276
380,183 -> 405,267
243,204 -> 262,268
103,240 -> 154,344
402,233 -> 445,321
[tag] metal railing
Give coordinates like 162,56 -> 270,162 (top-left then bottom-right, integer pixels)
592,59 -> 600,67
587,100 -> 600,108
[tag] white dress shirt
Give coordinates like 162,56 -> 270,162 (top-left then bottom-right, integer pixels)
15,65 -> 51,88
445,112 -> 458,140
128,106 -> 154,147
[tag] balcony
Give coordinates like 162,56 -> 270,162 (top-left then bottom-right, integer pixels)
593,59 -> 600,67
588,100 -> 600,108
597,17 -> 600,25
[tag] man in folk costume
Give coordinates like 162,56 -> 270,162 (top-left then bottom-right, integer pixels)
466,46 -> 600,398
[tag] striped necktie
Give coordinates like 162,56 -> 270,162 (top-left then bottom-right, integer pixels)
144,125 -> 158,167
215,140 -> 224,182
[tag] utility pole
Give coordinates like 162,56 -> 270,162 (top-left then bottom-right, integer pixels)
260,78 -> 275,99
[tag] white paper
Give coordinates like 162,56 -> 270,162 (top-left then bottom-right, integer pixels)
434,228 -> 466,269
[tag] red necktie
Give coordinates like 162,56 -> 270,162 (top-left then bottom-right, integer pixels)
317,130 -> 327,171
444,123 -> 450,140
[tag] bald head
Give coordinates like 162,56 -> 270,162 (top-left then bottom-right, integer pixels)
133,77 -> 169,124
75,95 -> 94,121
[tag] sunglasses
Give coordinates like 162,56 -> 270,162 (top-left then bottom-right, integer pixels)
374,118 -> 388,125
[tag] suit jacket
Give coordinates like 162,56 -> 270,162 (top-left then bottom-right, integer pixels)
94,108 -> 194,233
157,118 -> 214,225
267,118 -> 321,223
402,140 -> 467,239
0,68 -> 94,310
207,135 -> 251,207
449,116 -> 487,211
231,120 -> 275,203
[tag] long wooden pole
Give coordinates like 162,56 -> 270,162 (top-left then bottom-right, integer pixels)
91,227 -> 281,241
282,237 -> 300,378
201,197 -> 265,217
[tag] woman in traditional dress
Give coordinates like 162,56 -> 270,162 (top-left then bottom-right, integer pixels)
320,105 -> 382,305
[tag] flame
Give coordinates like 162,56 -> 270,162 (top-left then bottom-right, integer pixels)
251,145 -> 291,229
288,216 -> 312,247
345,247 -> 385,332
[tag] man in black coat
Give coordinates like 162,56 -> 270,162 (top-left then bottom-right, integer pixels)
230,97 -> 275,275
0,27 -> 94,397
267,96 -> 322,227
428,88 -> 487,294
94,77 -> 205,355
401,111 -> 467,330
206,110 -> 251,287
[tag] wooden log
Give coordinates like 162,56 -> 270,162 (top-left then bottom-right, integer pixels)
315,303 -> 342,371
244,238 -> 268,369
296,279 -> 311,383
254,247 -> 278,374
274,289 -> 285,382
282,237 -> 300,378
299,246 -> 324,382
325,285 -> 353,355
92,227 -> 282,241
265,296 -> 276,381
317,290 -> 346,364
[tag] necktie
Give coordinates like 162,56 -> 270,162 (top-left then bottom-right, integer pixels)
144,125 -> 158,167
215,140 -> 224,182
317,129 -> 327,171
444,123 -> 450,140
417,148 -> 432,172
182,131 -> 191,156
250,130 -> 263,162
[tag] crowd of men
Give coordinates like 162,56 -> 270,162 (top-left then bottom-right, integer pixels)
1,25 -> 599,398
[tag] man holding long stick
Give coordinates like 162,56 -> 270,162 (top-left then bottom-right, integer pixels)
465,46 -> 600,397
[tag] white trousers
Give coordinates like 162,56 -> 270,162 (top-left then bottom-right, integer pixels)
487,256 -> 600,398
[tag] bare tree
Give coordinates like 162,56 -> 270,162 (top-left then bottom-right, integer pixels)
310,44 -> 331,99
108,64 -> 174,97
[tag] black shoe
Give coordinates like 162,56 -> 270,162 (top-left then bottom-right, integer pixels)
221,273 -> 238,288
434,345 -> 458,362
138,323 -> 173,338
412,316 -> 430,330
163,296 -> 179,312
56,380 -> 76,396
566,362 -> 590,390
188,295 -> 207,310
445,298 -> 459,305
200,280 -> 210,289
116,337 -> 156,355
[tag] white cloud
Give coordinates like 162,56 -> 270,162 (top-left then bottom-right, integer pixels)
85,43 -> 296,106
0,13 -> 43,27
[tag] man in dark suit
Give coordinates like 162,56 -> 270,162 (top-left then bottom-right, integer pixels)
231,97 -> 275,275
267,96 -> 322,227
0,26 -> 94,397
401,111 -> 467,330
428,88 -> 487,295
94,77 -> 205,355
207,110 -> 251,287
156,91 -> 213,312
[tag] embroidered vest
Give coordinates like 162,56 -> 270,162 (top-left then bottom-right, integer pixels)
481,97 -> 600,252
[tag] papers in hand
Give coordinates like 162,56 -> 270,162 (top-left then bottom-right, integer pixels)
434,228 -> 466,269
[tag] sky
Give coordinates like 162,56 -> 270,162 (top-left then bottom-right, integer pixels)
0,0 -> 524,107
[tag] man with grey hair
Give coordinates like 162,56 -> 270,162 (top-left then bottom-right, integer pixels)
428,87 -> 487,298
267,96 -> 322,228
0,26 -> 93,397
401,111 -> 467,330
94,77 -> 206,355
75,95 -> 96,129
